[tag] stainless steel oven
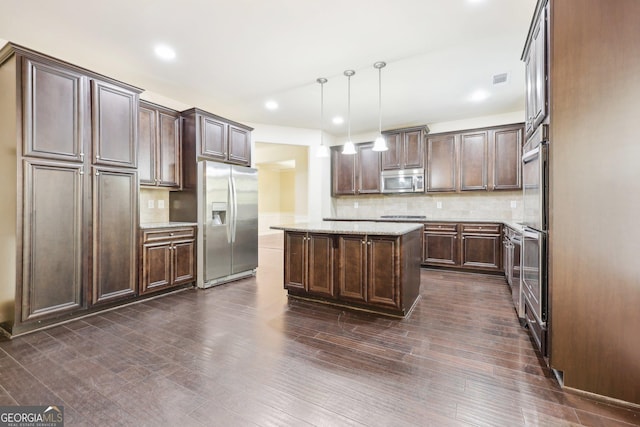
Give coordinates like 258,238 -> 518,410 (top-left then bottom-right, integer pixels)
522,124 -> 548,231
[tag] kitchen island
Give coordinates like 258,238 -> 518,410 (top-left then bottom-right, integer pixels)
271,221 -> 423,317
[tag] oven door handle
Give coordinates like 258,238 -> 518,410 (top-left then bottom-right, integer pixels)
523,146 -> 540,163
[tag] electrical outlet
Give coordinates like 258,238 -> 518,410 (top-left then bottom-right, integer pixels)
436,201 -> 442,209
148,200 -> 154,209
354,202 -> 359,209
158,200 -> 165,209
511,200 -> 517,208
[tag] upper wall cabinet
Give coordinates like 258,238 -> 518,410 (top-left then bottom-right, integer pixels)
331,143 -> 381,196
91,79 -> 139,168
22,57 -> 87,162
381,126 -> 428,171
427,123 -> 524,193
523,2 -> 548,138
138,101 -> 181,188
181,108 -> 253,167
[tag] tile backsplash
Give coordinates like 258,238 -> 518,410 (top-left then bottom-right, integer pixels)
139,188 -> 170,224
333,191 -> 523,221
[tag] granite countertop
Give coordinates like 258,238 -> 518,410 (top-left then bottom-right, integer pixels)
140,222 -> 198,229
271,221 -> 423,236
324,217 -> 526,233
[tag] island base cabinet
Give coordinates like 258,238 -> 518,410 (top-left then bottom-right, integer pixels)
284,232 -> 335,298
283,228 -> 421,317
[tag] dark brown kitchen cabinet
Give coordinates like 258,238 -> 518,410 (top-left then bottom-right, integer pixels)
426,123 -> 524,193
92,167 -> 138,304
382,126 -> 428,170
492,125 -> 523,190
523,1 -> 548,137
331,143 -> 381,196
284,232 -> 335,298
422,222 -> 502,273
181,108 -> 252,167
22,57 -> 87,162
357,142 -> 381,194
91,79 -> 138,168
138,101 -> 181,187
140,226 -> 196,295
20,159 -> 85,322
337,235 -> 400,309
459,131 -> 488,191
426,134 -> 457,192
423,223 -> 459,266
0,43 -> 144,336
460,224 -> 502,271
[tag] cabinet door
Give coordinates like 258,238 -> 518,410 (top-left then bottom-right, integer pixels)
331,148 -> 356,195
524,49 -> 536,137
157,110 -> 181,187
337,235 -> 367,302
402,129 -> 424,169
460,131 -> 488,191
22,58 -> 86,161
357,142 -> 381,194
200,115 -> 227,160
532,9 -> 547,131
21,159 -> 85,321
427,134 -> 457,192
367,236 -> 399,308
284,232 -> 306,291
493,126 -> 523,190
307,234 -> 334,297
140,242 -> 171,294
461,234 -> 501,270
138,103 -> 156,185
173,240 -> 196,285
423,232 -> 458,266
92,167 -> 137,304
91,80 -> 138,168
228,125 -> 251,166
381,133 -> 402,170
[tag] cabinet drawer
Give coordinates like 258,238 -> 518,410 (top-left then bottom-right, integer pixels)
461,223 -> 501,234
424,223 -> 458,232
142,227 -> 196,243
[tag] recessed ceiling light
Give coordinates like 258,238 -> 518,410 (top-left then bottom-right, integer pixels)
332,116 -> 344,125
469,89 -> 490,102
154,44 -> 176,61
265,100 -> 279,110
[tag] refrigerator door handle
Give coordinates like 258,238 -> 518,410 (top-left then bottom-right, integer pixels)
230,175 -> 237,243
227,175 -> 234,244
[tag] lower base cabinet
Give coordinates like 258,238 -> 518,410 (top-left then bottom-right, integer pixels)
422,222 -> 502,272
283,229 -> 421,316
140,226 -> 196,295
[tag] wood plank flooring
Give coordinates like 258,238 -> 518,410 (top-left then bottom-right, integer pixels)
1,232 -> 639,426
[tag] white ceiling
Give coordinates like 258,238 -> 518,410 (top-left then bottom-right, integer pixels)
0,0 -> 536,137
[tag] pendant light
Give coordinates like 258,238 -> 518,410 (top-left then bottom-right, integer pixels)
372,61 -> 388,152
316,77 -> 329,158
342,70 -> 357,155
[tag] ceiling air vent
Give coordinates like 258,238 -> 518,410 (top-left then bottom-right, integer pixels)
492,72 -> 509,85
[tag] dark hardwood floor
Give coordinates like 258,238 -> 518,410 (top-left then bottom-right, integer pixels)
1,232 -> 639,426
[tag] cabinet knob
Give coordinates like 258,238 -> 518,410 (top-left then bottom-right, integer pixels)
170,232 -> 174,236
96,155 -> 100,159
367,241 -> 371,245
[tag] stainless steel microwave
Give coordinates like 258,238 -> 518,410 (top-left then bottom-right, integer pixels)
381,169 -> 425,194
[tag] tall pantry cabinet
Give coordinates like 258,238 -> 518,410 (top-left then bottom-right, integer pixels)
0,44 -> 140,335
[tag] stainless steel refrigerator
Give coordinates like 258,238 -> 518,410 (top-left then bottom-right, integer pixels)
170,160 -> 258,289
202,161 -> 258,288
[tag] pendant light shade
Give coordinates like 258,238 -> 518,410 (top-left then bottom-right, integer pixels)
372,61 -> 388,152
342,70 -> 357,155
316,77 -> 329,158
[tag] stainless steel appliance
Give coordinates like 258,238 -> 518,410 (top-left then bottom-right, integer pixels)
521,124 -> 549,355
203,162 -> 258,287
170,161 -> 258,289
504,228 -> 524,323
381,169 -> 425,194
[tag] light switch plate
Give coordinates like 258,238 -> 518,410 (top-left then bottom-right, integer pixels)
354,202 -> 359,209
436,201 -> 442,209
148,200 -> 154,209
158,200 -> 165,209
511,200 -> 517,208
